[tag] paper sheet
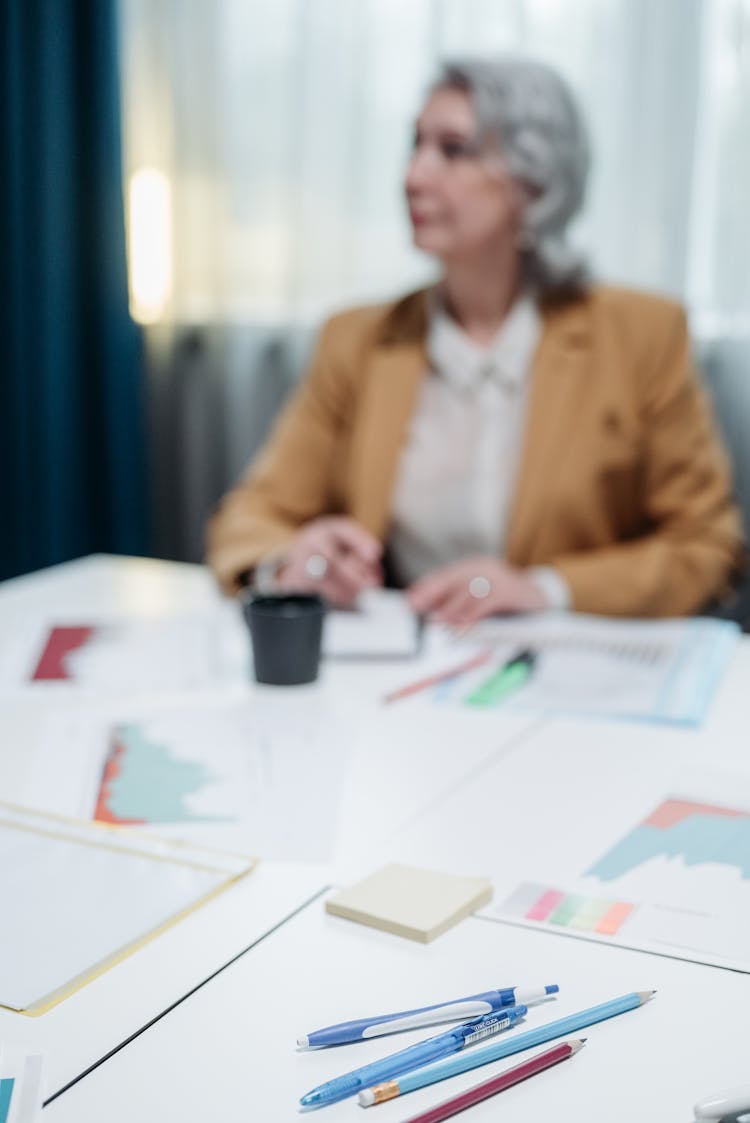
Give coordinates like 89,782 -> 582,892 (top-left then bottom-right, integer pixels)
24,696 -> 350,860
484,768 -> 750,973
6,616 -> 226,692
435,613 -> 739,725
324,589 -> 420,659
0,1047 -> 44,1123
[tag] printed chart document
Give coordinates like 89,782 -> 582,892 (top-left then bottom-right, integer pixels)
437,613 -> 739,725
5,616 -> 224,692
0,803 -> 255,1015
324,589 -> 420,659
484,768 -> 750,974
24,696 -> 350,860
1,594 -> 421,686
0,1047 -> 44,1123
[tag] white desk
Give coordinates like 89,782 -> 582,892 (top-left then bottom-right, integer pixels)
0,556 -> 747,1122
41,898 -> 750,1123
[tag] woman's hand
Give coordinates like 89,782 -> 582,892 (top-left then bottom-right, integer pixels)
275,517 -> 383,607
407,556 -> 547,626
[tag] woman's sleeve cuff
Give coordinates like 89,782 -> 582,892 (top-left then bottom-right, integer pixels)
528,566 -> 571,610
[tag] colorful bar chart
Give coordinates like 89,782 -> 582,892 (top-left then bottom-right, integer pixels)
499,882 -> 635,936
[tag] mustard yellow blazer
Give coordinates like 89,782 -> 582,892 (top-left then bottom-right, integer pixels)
206,285 -> 743,616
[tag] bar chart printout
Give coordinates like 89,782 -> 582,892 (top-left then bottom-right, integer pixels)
493,797 -> 750,972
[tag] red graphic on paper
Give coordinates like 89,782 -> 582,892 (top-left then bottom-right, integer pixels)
31,626 -> 96,681
94,738 -> 146,825
644,798 -> 750,830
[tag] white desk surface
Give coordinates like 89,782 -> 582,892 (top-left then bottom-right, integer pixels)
43,895 -> 750,1123
0,860 -> 330,1100
1,555 -> 748,1121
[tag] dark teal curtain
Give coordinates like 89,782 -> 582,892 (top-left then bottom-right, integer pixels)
0,0 -> 149,581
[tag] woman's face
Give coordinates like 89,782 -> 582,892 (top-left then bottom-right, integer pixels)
404,88 -> 523,265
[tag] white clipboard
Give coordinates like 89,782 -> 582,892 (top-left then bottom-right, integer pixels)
0,802 -> 256,1015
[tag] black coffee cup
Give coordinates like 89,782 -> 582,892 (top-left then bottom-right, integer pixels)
242,593 -> 326,685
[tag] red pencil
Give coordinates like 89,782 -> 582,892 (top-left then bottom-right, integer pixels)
396,1039 -> 585,1123
382,650 -> 492,704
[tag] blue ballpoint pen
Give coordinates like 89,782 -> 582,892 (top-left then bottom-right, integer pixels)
297,984 -> 557,1047
299,1005 -> 527,1108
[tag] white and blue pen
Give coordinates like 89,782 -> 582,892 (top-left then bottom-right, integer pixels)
299,1005 -> 527,1108
297,984 -> 557,1048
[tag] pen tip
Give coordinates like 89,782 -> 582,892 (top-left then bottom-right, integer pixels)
296,1035 -> 309,1048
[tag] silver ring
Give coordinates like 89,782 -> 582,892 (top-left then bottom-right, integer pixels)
304,553 -> 328,581
468,575 -> 492,600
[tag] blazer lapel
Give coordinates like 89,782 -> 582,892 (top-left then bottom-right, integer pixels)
350,343 -> 426,539
507,296 -> 594,563
349,293 -> 429,539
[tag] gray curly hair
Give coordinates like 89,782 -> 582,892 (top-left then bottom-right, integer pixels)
433,56 -> 591,295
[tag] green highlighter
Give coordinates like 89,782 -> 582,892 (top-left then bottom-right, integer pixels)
465,648 -> 536,707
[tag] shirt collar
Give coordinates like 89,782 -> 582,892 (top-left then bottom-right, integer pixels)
426,290 -> 541,393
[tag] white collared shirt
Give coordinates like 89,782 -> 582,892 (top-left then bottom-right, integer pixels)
387,292 -> 570,608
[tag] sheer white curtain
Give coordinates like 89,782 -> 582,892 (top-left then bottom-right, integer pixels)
120,0 -> 750,331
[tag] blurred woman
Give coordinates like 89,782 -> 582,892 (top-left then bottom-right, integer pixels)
207,56 -> 742,623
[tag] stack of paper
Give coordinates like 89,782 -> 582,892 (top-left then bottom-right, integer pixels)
326,863 -> 493,942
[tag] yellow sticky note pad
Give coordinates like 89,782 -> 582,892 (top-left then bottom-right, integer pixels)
325,863 -> 493,943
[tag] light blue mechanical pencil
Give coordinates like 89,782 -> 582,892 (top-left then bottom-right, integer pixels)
358,990 -> 656,1106
297,984 -> 557,1047
299,1005 -> 527,1108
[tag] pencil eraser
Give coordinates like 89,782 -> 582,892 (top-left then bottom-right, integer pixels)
358,1089 -> 375,1107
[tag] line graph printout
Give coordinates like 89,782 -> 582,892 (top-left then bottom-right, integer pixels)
490,789 -> 750,972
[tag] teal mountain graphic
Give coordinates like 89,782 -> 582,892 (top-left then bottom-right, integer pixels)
96,723 -> 232,824
586,816 -> 750,882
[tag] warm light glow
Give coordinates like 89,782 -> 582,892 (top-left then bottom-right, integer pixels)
127,168 -> 172,323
